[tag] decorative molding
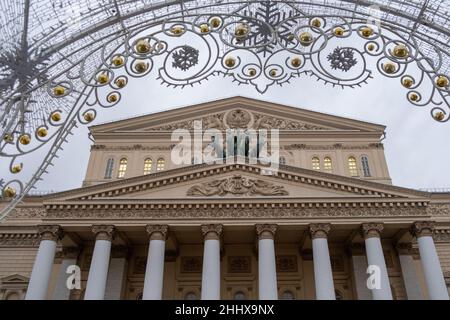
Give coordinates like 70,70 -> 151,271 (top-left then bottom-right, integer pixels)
7,207 -> 46,219
227,256 -> 251,273
145,225 -> 168,241
309,223 -> 331,239
201,224 -> 223,240
44,205 -> 429,220
434,229 -> 450,243
411,221 -> 435,238
0,233 -> 40,247
427,204 -> 450,216
38,225 -> 63,242
187,175 -> 289,197
256,224 -> 277,240
361,223 -> 384,239
285,143 -> 384,151
252,113 -> 326,131
91,144 -> 174,151
92,225 -> 115,241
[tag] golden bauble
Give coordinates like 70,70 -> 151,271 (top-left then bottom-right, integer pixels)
112,55 -> 124,67
409,93 -> 419,102
436,75 -> 449,88
334,27 -> 345,37
3,187 -> 16,198
3,133 -> 13,143
107,93 -> 118,103
291,57 -> 302,68
209,17 -> 222,28
53,86 -> 66,97
299,32 -> 313,46
114,77 -> 127,89
402,77 -> 414,88
135,61 -> 148,73
367,43 -> 376,51
224,57 -> 236,68
310,18 -> 321,28
19,134 -> 31,145
171,26 -> 185,36
434,111 -> 445,121
235,24 -> 250,40
51,112 -> 62,122
383,62 -> 397,74
84,112 -> 95,122
37,127 -> 48,138
269,69 -> 277,77
97,73 -> 109,84
11,164 -> 22,174
200,24 -> 210,34
360,26 -> 373,38
393,44 -> 409,58
248,68 -> 257,76
136,39 -> 151,54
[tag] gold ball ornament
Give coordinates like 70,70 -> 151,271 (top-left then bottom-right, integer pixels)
248,68 -> 257,77
434,111 -> 445,121
171,26 -> 185,36
235,24 -> 250,40
107,93 -> 119,103
310,18 -> 322,28
114,77 -> 127,89
402,77 -> 414,88
291,57 -> 302,68
367,43 -> 376,52
209,17 -> 222,29
436,76 -> 449,88
19,134 -> 31,145
360,26 -> 373,38
333,27 -> 345,37
3,187 -> 16,198
97,73 -> 109,84
51,112 -> 62,122
269,69 -> 277,77
37,127 -> 48,138
3,133 -> 13,143
224,57 -> 236,68
84,112 -> 96,122
409,92 -> 420,102
299,32 -> 313,46
383,62 -> 397,74
136,39 -> 151,54
393,44 -> 409,58
135,61 -> 148,73
11,164 -> 22,174
53,86 -> 66,97
112,55 -> 125,67
200,24 -> 210,34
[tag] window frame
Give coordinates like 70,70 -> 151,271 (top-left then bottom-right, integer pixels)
104,157 -> 115,179
348,156 -> 359,177
117,158 -> 128,178
361,155 -> 371,177
311,156 -> 321,171
143,158 -> 153,175
156,158 -> 165,171
323,156 -> 333,173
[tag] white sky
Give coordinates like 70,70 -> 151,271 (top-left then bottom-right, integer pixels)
32,69 -> 450,192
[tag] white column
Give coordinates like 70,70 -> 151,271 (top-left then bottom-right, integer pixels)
25,226 -> 62,300
256,224 -> 278,300
52,247 -> 79,300
310,224 -> 336,300
143,225 -> 168,300
84,225 -> 115,300
362,223 -> 393,300
413,222 -> 449,300
201,224 -> 222,300
396,243 -> 424,300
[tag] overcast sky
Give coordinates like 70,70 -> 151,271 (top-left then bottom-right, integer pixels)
28,67 -> 450,193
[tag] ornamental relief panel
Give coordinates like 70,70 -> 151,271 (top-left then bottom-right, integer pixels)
227,256 -> 252,273
147,109 -> 328,131
187,175 -> 289,197
276,256 -> 298,273
44,206 -> 428,220
180,257 -> 202,273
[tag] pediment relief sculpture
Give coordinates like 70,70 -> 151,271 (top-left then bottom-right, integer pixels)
186,175 -> 289,197
148,109 -> 328,131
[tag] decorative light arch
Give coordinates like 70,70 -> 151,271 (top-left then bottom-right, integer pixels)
1,0 -> 450,218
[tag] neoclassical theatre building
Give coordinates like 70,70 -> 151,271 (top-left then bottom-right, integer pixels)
1,97 -> 450,300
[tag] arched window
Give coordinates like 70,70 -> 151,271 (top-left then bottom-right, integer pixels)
104,158 -> 114,179
361,156 -> 371,177
324,157 -> 333,173
280,290 -> 295,300
185,292 -> 197,300
157,158 -> 165,171
233,291 -> 246,300
335,290 -> 344,300
279,156 -> 286,165
312,157 -> 321,170
348,156 -> 358,177
118,158 -> 128,178
143,158 -> 153,175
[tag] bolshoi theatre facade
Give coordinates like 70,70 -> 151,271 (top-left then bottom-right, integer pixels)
1,96 -> 449,300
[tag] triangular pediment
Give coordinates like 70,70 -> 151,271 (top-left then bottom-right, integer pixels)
90,96 -> 385,134
43,163 -> 429,205
0,274 -> 29,284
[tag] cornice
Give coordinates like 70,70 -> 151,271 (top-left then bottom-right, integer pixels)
0,233 -> 40,247
40,163 -> 430,203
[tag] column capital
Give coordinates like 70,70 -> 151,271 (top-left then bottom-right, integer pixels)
309,223 -> 331,239
146,225 -> 169,241
256,224 -> 277,240
201,224 -> 223,240
411,221 -> 435,238
361,223 -> 384,239
396,242 -> 413,255
38,225 -> 63,242
92,225 -> 115,241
